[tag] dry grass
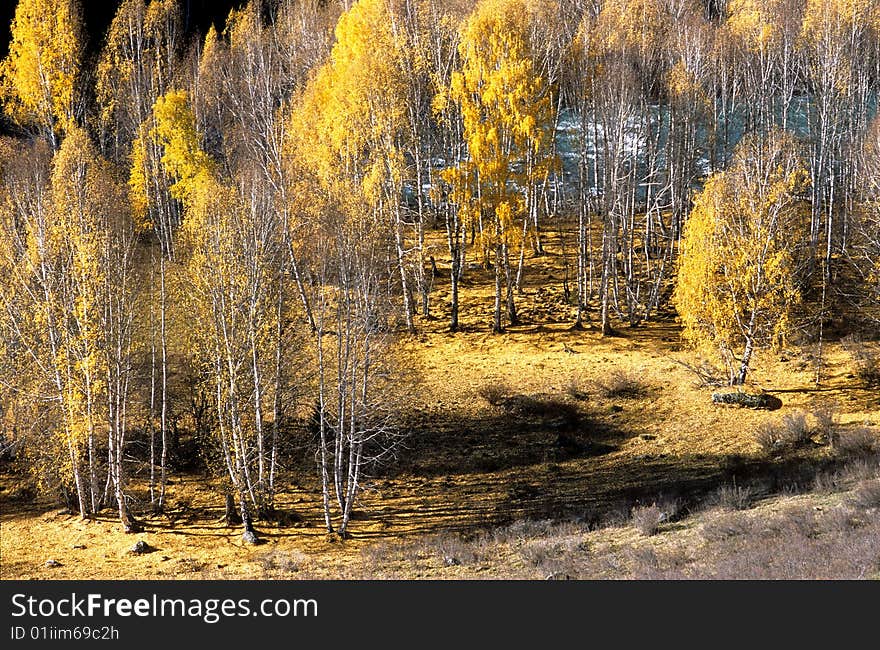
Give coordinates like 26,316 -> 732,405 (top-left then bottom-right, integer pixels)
712,484 -> 755,511
631,504 -> 663,536
849,480 -> 880,510
700,512 -> 753,542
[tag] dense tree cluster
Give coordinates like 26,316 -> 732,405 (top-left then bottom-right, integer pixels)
1,0 -> 879,536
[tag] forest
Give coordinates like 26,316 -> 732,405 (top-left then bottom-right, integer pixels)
0,0 -> 879,568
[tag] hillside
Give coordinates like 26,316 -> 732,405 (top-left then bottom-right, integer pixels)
3,227 -> 878,580
3,0 -> 880,582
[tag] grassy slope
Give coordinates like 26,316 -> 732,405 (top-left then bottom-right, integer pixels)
1,228 -> 879,579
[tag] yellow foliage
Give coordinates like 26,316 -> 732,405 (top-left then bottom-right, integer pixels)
674,131 -> 811,383
128,121 -> 152,231
288,0 -> 408,208
800,0 -> 871,95
593,0 -> 668,59
96,0 -> 179,131
727,0 -> 779,53
150,90 -> 216,206
96,0 -> 143,130
0,0 -> 83,137
666,60 -> 711,111
0,126 -> 129,493
438,0 -> 555,251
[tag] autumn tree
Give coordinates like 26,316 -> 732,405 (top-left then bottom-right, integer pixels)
569,0 -> 675,333
854,114 -> 880,324
725,0 -> 804,134
290,0 -> 418,332
0,0 -> 84,148
674,131 -> 812,385
0,126 -> 140,531
96,0 -> 183,159
393,0 -> 449,321
103,0 -> 184,512
438,0 -> 556,332
188,2 -> 339,514
51,126 -> 141,531
424,0 -> 473,332
664,0 -> 713,230
150,87 -> 295,542
0,139 -> 72,504
800,0 -> 874,272
191,0 -> 335,336
287,0 -> 407,536
560,13 -> 597,329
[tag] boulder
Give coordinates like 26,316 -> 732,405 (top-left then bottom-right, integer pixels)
128,540 -> 156,555
712,392 -> 782,410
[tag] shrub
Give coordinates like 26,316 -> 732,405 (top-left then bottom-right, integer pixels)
754,411 -> 818,455
658,499 -> 682,523
563,377 -> 588,401
834,427 -> 879,457
812,470 -> 843,494
841,335 -> 880,388
780,412 -> 812,447
849,480 -> 880,510
754,422 -> 785,455
631,504 -> 663,536
431,532 -> 488,567
769,506 -> 818,539
672,357 -> 726,387
841,457 -> 880,482
518,539 -> 563,569
596,370 -> 648,400
496,519 -> 555,543
713,484 -> 754,511
479,382 -> 510,406
628,545 -> 660,571
811,404 -> 838,444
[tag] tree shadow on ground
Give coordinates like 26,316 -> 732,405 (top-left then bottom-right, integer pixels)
347,443 -> 878,540
388,393 -> 630,478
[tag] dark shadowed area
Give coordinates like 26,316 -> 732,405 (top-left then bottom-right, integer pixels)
0,0 -> 245,137
0,0 -> 245,61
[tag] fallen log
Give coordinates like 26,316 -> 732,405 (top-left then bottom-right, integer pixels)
711,391 -> 782,410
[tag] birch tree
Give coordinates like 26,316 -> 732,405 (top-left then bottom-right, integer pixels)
0,0 -> 84,148
438,0 -> 556,332
105,0 -> 183,513
152,89 -> 288,542
287,0 -> 405,536
0,126 -> 140,531
674,131 -> 812,385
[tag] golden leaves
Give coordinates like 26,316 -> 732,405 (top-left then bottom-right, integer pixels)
287,0 -> 410,217
674,132 -> 811,379
0,0 -> 83,137
727,0 -> 779,53
151,90 -> 216,206
593,0 -> 668,59
800,0 -> 872,96
439,0 -> 555,249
